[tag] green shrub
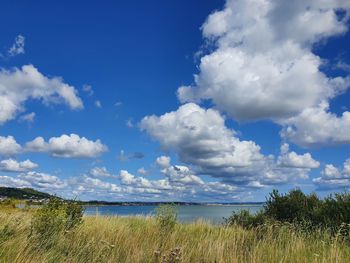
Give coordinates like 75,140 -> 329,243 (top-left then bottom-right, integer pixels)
264,189 -> 322,224
64,200 -> 85,230
319,192 -> 350,236
31,198 -> 84,247
225,189 -> 350,238
155,204 -> 177,233
224,209 -> 266,228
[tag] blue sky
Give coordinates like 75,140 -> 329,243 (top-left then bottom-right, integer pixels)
0,0 -> 350,202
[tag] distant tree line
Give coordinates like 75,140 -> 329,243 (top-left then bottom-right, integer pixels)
0,187 -> 52,200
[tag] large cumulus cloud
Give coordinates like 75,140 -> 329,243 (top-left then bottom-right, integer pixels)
177,0 -> 350,147
0,64 -> 83,125
141,103 -> 319,187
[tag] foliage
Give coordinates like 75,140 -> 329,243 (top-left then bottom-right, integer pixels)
224,209 -> 266,229
0,189 -> 349,262
264,189 -> 321,224
320,192 -> 350,236
225,189 -> 350,238
155,204 -> 177,233
0,187 -> 52,200
30,198 -> 84,246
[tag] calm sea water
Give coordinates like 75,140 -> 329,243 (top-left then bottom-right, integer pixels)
84,204 -> 264,224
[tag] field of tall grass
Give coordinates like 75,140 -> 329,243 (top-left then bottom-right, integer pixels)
1,208 -> 350,262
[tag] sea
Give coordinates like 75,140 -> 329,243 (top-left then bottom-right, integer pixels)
84,204 -> 264,224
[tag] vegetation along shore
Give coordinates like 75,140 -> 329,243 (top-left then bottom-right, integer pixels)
0,188 -> 350,262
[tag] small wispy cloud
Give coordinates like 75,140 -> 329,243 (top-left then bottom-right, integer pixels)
8,35 -> 25,57
18,112 -> 36,123
335,61 -> 350,73
137,167 -> 148,175
95,100 -> 102,108
126,119 -> 134,128
82,84 -> 94,96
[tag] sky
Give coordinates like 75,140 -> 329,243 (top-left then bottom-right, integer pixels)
0,0 -> 350,202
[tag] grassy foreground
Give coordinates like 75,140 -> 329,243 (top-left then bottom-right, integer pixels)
1,210 -> 350,263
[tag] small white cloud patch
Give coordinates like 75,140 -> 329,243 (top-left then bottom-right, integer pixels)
8,35 -> 25,56
0,158 -> 38,172
26,134 -> 108,158
95,100 -> 102,108
314,158 -> 350,189
0,136 -> 22,156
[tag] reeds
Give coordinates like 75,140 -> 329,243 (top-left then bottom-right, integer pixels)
0,211 -> 349,262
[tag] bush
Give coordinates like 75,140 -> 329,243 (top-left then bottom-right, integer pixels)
224,209 -> 266,228
31,198 -> 84,246
155,204 -> 177,233
225,189 -> 350,238
264,189 -> 322,226
319,192 -> 350,236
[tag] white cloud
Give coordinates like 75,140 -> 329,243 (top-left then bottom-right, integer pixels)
281,102 -> 350,147
18,171 -> 66,190
0,158 -> 38,172
322,164 -> 343,179
178,0 -> 350,122
0,136 -> 22,156
82,84 -> 94,96
344,159 -> 350,174
277,143 -> 320,168
25,137 -> 46,152
70,175 -> 122,194
156,156 -> 171,169
0,64 -> 83,125
260,157 -> 310,185
68,174 -> 167,199
89,167 -> 116,178
176,0 -> 350,149
126,119 -> 134,128
18,112 -> 35,123
160,164 -> 204,186
205,181 -> 237,193
95,100 -> 102,108
137,167 -> 147,175
25,134 -> 108,158
154,157 -> 242,198
0,175 -> 31,188
141,103 -> 263,171
142,104 -> 316,187
0,152 -> 312,200
119,170 -> 172,191
8,35 -> 25,56
313,158 -> 350,189
335,61 -> 350,73
120,170 -> 146,185
118,164 -> 241,200
156,156 -> 204,186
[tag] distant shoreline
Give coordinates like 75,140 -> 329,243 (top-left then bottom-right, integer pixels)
81,201 -> 265,206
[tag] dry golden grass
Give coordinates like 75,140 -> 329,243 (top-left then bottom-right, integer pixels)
0,210 -> 350,263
